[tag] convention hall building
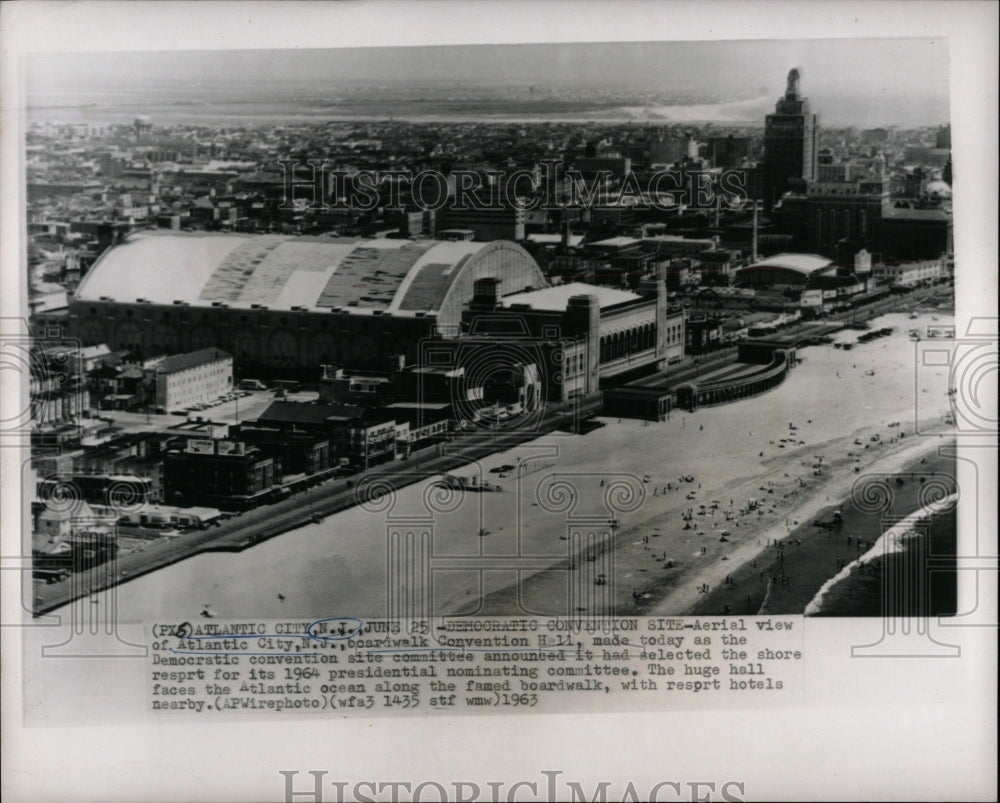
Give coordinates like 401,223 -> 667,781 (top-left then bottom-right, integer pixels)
67,231 -> 685,403
68,230 -> 550,379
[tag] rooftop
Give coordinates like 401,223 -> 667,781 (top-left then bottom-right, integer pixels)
157,347 -> 232,374
738,253 -> 833,275
588,236 -> 643,249
75,230 -> 544,317
257,401 -> 367,426
500,282 -> 642,312
526,233 -> 585,248
882,207 -> 952,221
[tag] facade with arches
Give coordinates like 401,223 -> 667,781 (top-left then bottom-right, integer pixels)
459,278 -> 685,403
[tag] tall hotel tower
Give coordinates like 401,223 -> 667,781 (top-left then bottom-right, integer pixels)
764,68 -> 819,210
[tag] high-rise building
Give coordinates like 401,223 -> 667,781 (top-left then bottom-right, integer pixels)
764,69 -> 819,210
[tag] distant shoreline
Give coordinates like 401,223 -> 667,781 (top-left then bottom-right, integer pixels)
24,99 -> 946,129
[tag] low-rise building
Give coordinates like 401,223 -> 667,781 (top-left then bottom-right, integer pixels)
255,401 -> 398,470
117,503 -> 222,530
152,347 -> 233,412
36,471 -> 155,511
162,438 -> 279,510
872,259 -> 943,289
232,424 -> 332,477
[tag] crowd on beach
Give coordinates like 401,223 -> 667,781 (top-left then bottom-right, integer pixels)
575,358 -> 952,618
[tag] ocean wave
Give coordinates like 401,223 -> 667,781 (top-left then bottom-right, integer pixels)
803,492 -> 958,616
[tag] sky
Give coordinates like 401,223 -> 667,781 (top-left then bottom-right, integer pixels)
26,38 -> 950,127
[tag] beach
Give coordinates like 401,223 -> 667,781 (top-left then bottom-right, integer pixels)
66,309 -> 955,622
459,310 -> 957,619
686,445 -> 956,617
807,499 -> 957,617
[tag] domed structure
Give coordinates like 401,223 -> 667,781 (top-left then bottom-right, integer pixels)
71,231 -> 547,376
924,180 -> 952,198
735,253 -> 833,288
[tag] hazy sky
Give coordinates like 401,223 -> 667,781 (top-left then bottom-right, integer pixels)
26,38 -> 950,126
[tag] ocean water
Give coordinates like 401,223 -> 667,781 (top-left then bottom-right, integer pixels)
807,504 -> 957,617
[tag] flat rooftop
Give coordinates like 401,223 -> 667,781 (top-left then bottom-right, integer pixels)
588,236 -> 643,249
526,233 -> 585,248
501,282 -> 641,312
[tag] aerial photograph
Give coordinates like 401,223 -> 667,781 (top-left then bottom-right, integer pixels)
24,39 -> 957,624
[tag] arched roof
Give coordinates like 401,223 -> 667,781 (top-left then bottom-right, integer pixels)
737,253 -> 833,277
75,230 -> 546,318
924,180 -> 952,197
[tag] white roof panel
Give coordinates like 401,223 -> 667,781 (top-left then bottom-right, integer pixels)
501,282 -> 640,312
76,232 -> 248,304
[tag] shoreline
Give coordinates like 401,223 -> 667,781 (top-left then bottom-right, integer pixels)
45,307 -> 955,622
803,492 -> 957,616
462,422 -> 954,618
809,503 -> 957,617
690,443 -> 956,617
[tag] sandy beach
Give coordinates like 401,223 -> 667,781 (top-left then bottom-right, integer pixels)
684,443 -> 955,617
450,309 -> 957,618
468,417 -> 953,618
83,309 -> 954,622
